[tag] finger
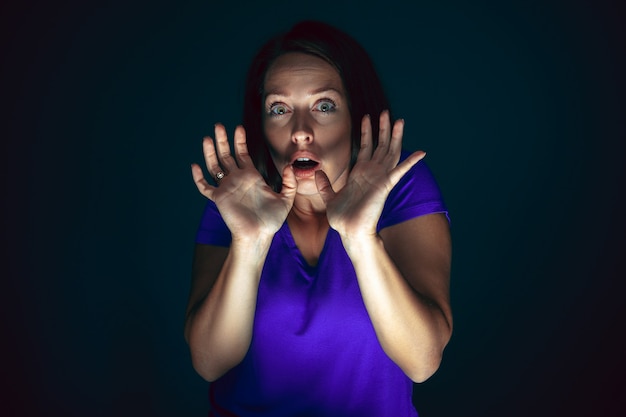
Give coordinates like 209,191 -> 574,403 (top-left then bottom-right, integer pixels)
214,123 -> 237,172
280,164 -> 297,204
389,118 -> 405,157
388,150 -> 426,186
191,163 -> 215,200
373,110 -> 391,159
202,136 -> 222,177
233,125 -> 253,167
356,114 -> 373,163
315,170 -> 336,204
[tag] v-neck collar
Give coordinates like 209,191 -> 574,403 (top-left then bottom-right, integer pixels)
280,221 -> 333,270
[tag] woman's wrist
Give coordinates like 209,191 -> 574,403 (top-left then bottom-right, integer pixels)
339,231 -> 381,257
230,232 -> 275,254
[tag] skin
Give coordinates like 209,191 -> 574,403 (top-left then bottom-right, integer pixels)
186,52 -> 453,383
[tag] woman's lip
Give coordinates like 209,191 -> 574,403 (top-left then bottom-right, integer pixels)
289,151 -> 320,165
292,163 -> 320,178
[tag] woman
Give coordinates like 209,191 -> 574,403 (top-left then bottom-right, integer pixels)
185,20 -> 452,417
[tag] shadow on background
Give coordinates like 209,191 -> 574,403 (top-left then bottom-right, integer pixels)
3,0 -> 625,416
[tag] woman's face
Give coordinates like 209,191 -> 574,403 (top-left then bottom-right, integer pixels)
262,52 -> 352,196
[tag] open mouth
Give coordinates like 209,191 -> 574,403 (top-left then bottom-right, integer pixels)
292,157 -> 319,171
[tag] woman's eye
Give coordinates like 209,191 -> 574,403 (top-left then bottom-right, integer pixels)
269,104 -> 288,116
315,100 -> 336,113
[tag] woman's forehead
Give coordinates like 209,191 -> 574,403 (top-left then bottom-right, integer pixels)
263,53 -> 344,96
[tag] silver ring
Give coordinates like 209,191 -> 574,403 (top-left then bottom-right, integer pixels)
215,171 -> 225,181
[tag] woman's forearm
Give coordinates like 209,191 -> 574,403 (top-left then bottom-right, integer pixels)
186,235 -> 273,382
342,234 -> 452,383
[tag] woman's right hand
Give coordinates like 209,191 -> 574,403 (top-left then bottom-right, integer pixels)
191,123 -> 297,241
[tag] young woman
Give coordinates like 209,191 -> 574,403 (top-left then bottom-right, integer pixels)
186,20 -> 452,417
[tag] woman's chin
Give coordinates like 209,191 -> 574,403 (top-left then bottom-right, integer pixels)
294,178 -> 320,196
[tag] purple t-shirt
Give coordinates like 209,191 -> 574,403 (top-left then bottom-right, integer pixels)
195,153 -> 448,417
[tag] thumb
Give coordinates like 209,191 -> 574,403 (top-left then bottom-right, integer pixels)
315,170 -> 336,204
280,164 -> 297,202
389,150 -> 426,186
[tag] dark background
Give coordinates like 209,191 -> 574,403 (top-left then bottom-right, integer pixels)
3,0 -> 625,416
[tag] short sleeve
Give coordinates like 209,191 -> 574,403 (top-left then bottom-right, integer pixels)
195,200 -> 232,246
377,150 -> 449,232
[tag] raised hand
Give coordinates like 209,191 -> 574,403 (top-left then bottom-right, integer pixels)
315,111 -> 425,241
191,123 -> 297,241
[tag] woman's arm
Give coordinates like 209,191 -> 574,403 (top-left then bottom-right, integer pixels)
316,111 -> 452,382
185,124 -> 296,381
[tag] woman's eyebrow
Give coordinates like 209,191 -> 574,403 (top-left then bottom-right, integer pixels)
264,86 -> 343,100
309,86 -> 343,96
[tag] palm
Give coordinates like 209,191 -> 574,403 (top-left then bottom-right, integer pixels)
211,170 -> 293,237
324,164 -> 392,237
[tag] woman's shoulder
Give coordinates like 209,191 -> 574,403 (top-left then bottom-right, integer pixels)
378,150 -> 448,230
195,200 -> 232,246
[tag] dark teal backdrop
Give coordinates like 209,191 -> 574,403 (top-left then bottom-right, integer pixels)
3,0 -> 625,416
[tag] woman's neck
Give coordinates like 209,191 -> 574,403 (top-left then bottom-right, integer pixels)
287,207 -> 329,267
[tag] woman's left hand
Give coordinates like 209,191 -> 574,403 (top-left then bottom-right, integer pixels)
315,110 -> 425,241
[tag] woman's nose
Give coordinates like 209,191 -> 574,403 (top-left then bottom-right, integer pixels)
291,111 -> 314,144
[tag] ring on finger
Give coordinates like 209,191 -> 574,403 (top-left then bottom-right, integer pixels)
215,171 -> 226,181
